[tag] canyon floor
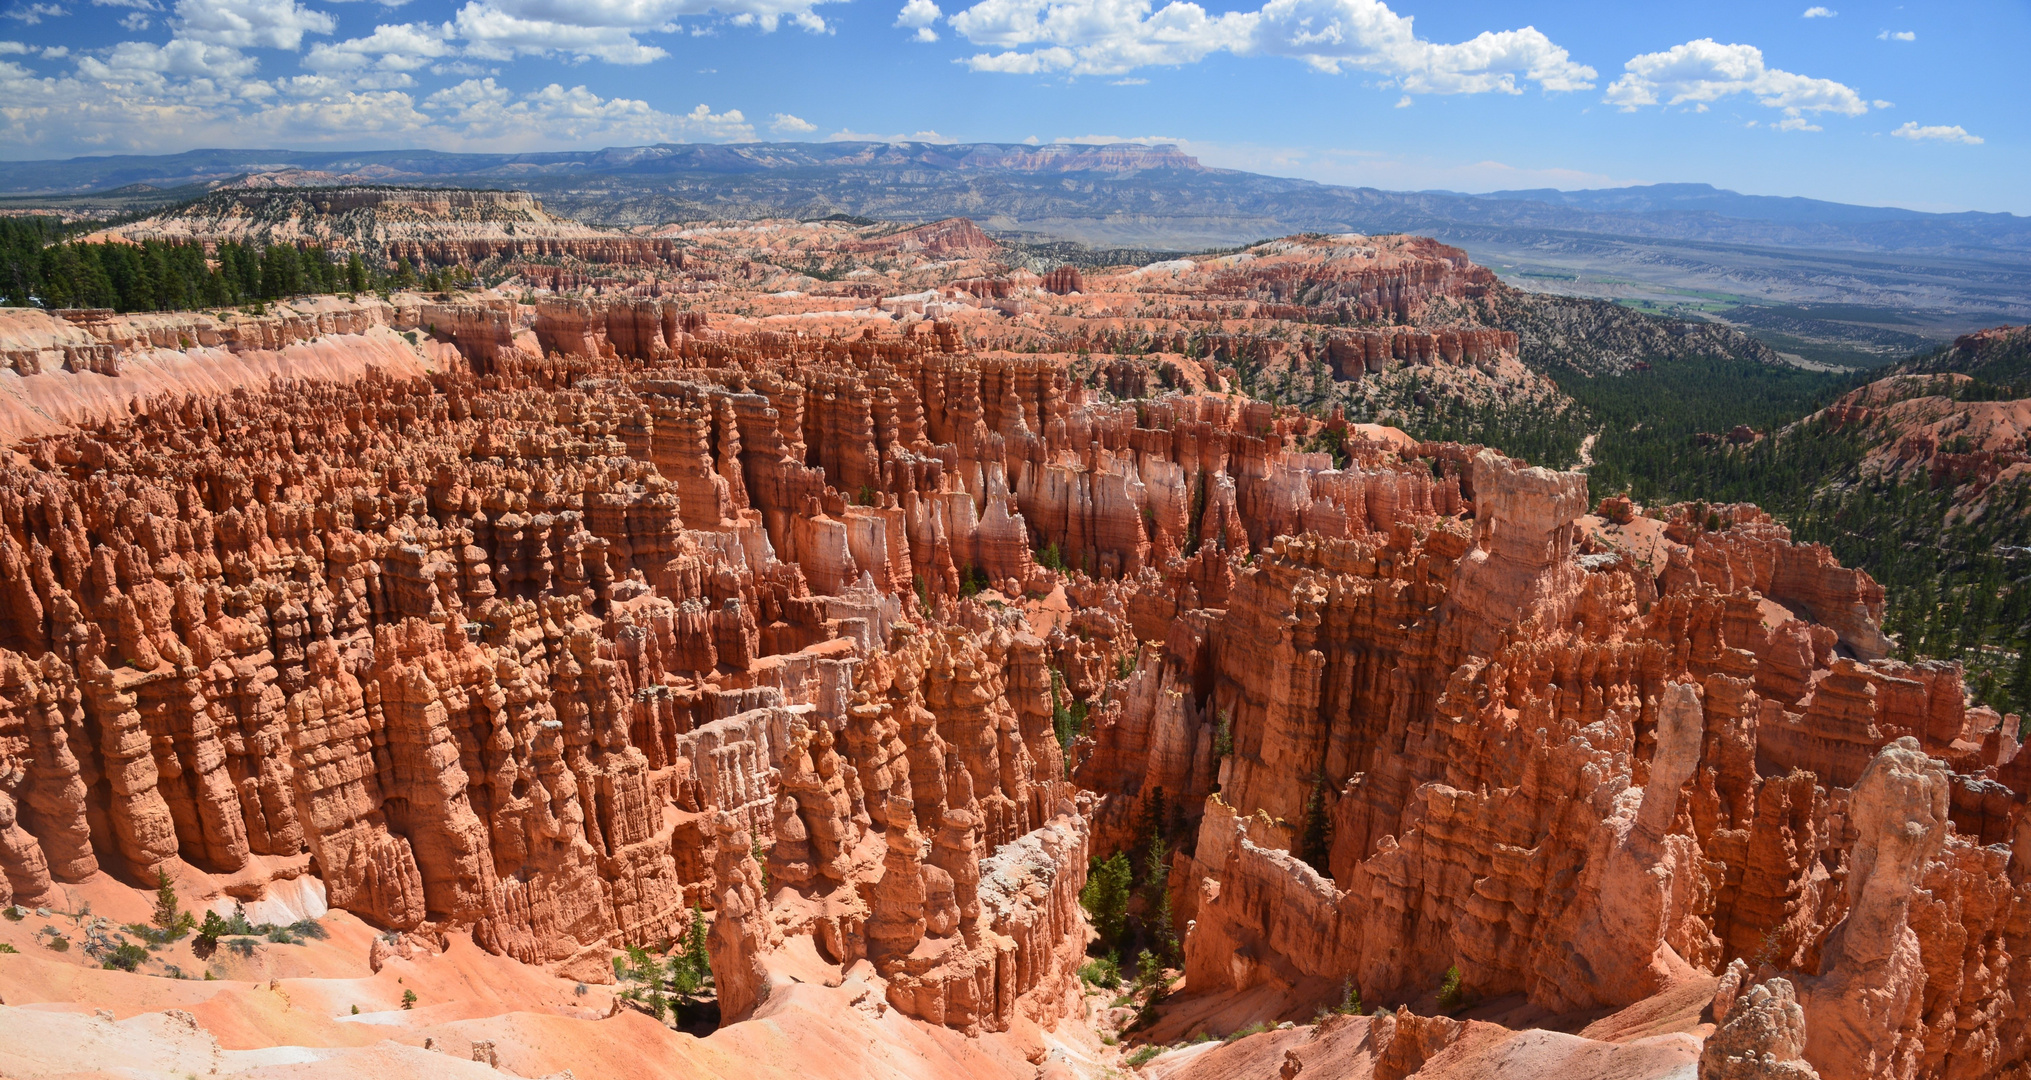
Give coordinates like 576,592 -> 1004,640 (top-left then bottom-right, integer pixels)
0,204 -> 2025,1080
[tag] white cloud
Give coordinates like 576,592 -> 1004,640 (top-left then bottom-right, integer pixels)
453,3 -> 667,64
90,0 -> 157,8
1800,6 -> 1833,17
4,3 -> 67,23
304,22 -> 453,73
173,0 -> 334,48
1772,117 -> 1819,132
477,0 -> 846,36
118,9 -> 145,25
78,36 -> 261,82
1877,29 -> 1914,41
1109,75 -> 1144,84
0,50 -> 760,155
769,110 -> 815,132
1605,39 -> 1867,125
946,0 -> 1595,90
895,0 -> 937,38
825,127 -> 954,143
0,37 -> 25,49
1892,121 -> 1981,145
424,78 -> 754,143
1394,93 -> 1409,107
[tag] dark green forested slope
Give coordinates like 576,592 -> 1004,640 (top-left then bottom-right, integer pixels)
1553,342 -> 2030,718
1,216 -> 461,311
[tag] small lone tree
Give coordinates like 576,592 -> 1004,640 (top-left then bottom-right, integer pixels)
152,871 -> 195,940
1143,832 -> 1177,965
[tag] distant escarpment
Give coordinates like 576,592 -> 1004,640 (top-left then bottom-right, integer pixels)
87,187 -> 679,268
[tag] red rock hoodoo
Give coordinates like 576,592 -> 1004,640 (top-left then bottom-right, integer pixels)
0,217 -> 2023,1080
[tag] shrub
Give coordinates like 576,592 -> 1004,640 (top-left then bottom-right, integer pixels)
0,942 -> 18,953
1436,965 -> 1465,1011
1224,1021 -> 1270,1043
351,1005 -> 360,1015
1335,976 -> 1362,1016
2,905 -> 23,921
1129,948 -> 1170,1029
288,919 -> 328,941
42,932 -> 70,953
1078,954 -> 1121,990
104,942 -> 150,971
1124,1045 -> 1164,1067
401,989 -> 417,1010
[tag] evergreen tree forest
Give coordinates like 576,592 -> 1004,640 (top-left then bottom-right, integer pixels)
0,216 -> 456,312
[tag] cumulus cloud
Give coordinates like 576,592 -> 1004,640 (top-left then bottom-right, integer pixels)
118,10 -> 146,26
304,21 -> 454,73
895,0 -> 938,40
1605,39 -> 1867,124
425,78 -> 754,142
1801,6 -> 1833,17
945,0 -> 1595,90
453,3 -> 667,64
769,111 -> 815,132
1877,29 -> 1914,41
1892,121 -> 1981,145
173,0 -> 334,48
1,44 -> 759,154
476,0 -> 846,36
77,36 -> 261,82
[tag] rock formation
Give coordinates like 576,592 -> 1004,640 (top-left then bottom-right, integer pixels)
0,216 -> 2022,1080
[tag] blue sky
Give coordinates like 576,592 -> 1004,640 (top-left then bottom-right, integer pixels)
0,0 -> 2021,212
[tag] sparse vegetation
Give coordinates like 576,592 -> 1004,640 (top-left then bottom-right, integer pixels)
1078,954 -> 1122,990
1436,964 -> 1466,1011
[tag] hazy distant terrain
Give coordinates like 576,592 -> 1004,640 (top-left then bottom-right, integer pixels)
4,140 -> 2026,355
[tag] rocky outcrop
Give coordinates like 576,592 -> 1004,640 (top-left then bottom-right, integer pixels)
1801,738 -> 1949,1080
1703,977 -> 1822,1080
707,811 -> 774,1021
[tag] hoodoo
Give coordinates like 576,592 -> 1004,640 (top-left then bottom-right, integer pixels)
0,215 -> 2023,1080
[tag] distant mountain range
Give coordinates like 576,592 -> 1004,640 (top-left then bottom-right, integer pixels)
3,141 -> 2027,322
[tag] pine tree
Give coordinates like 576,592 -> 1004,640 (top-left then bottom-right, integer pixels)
152,870 -> 195,939
1079,852 -> 1132,950
1142,830 -> 1176,965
